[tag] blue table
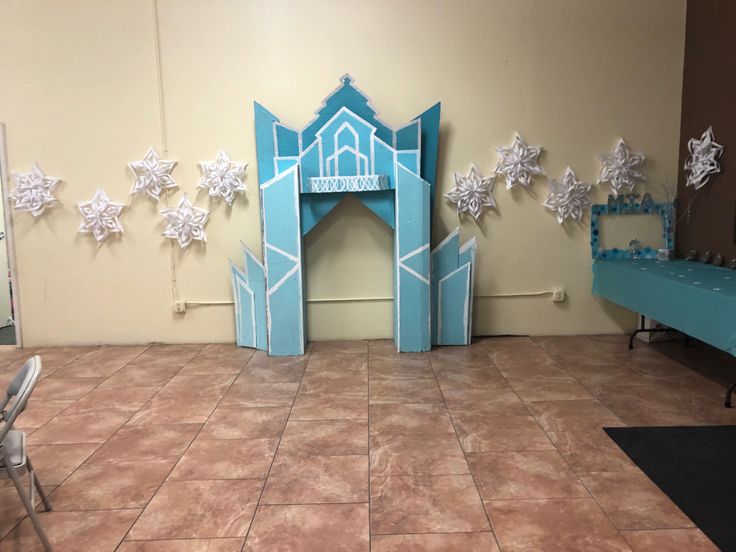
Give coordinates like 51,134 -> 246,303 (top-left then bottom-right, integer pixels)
592,259 -> 736,405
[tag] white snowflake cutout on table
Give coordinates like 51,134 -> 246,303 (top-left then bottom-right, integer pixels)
77,189 -> 124,243
161,193 -> 209,248
197,150 -> 247,205
128,148 -> 177,201
9,162 -> 61,216
445,164 -> 497,221
494,133 -> 544,190
597,139 -> 646,197
684,126 -> 724,190
543,167 -> 592,224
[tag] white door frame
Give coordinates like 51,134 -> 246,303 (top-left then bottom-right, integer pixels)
0,123 -> 23,347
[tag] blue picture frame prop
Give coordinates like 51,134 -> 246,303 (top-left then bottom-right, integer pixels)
590,193 -> 675,260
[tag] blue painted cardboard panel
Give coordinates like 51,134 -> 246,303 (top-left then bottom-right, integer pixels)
275,123 -> 300,157
431,229 -> 460,344
262,165 -> 304,356
230,262 -> 255,348
244,245 -> 268,351
395,164 -> 431,352
254,102 -> 278,185
396,119 -> 421,150
458,237 -> 477,343
438,262 -> 472,345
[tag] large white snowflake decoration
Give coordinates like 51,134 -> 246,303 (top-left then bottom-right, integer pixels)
597,139 -> 646,197
446,164 -> 497,221
684,126 -> 724,190
9,162 -> 61,216
494,133 -> 544,190
543,167 -> 592,224
77,189 -> 124,243
128,148 -> 177,200
161,193 -> 209,248
197,150 -> 247,205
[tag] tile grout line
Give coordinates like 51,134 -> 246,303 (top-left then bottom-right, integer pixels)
427,347 -> 504,552
239,345 -> 313,552
112,345 -> 251,551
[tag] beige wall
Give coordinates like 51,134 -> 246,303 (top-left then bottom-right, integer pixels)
0,0 -> 686,347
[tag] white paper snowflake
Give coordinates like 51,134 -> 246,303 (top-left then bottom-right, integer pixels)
161,193 -> 209,248
543,167 -> 592,224
597,139 -> 646,197
684,126 -> 724,190
129,148 -> 177,200
494,133 -> 544,190
77,189 -> 124,243
446,165 -> 497,221
197,150 -> 247,205
9,162 -> 61,216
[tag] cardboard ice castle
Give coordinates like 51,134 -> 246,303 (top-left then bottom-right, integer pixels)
231,75 -> 477,355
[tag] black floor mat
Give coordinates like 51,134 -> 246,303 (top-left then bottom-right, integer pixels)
605,425 -> 736,552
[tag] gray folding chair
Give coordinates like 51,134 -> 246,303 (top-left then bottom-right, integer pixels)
0,356 -> 53,551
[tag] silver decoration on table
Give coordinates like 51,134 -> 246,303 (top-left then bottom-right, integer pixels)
597,139 -> 646,197
197,150 -> 247,205
161,193 -> 209,248
9,162 -> 61,217
129,148 -> 177,201
77,189 -> 124,243
543,167 -> 592,224
494,133 -> 544,190
445,164 -> 497,221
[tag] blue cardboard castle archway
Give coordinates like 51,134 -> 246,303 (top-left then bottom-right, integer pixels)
231,75 -> 477,356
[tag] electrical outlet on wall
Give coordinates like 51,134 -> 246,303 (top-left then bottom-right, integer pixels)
551,288 -> 566,302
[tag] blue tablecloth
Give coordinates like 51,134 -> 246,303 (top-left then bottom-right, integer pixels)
592,259 -> 736,356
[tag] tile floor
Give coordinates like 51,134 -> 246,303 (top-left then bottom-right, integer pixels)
0,336 -> 732,551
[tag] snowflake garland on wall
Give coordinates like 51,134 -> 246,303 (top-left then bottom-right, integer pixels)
543,167 -> 592,224
494,133 -> 544,190
129,148 -> 177,201
161,193 -> 209,248
197,150 -> 247,205
9,162 -> 61,216
684,126 -> 724,190
597,139 -> 646,197
77,189 -> 124,243
446,164 -> 497,221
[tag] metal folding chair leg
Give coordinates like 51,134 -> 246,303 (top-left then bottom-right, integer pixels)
27,457 -> 52,512
5,464 -> 52,551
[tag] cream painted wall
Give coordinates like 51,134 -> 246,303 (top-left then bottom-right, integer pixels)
0,0 -> 686,346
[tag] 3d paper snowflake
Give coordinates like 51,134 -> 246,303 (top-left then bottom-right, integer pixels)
597,139 -> 646,197
9,162 -> 61,216
197,150 -> 247,205
77,189 -> 124,243
129,148 -> 177,201
543,167 -> 592,224
494,133 -> 544,190
161,193 -> 209,248
446,165 -> 497,221
684,126 -> 724,190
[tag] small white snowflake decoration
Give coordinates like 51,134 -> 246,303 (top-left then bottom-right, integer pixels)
597,139 -> 646,197
77,189 -> 124,243
543,167 -> 592,224
197,150 -> 247,205
161,193 -> 209,248
10,162 -> 61,216
446,165 -> 497,221
129,148 -> 177,201
494,133 -> 544,190
684,126 -> 724,190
